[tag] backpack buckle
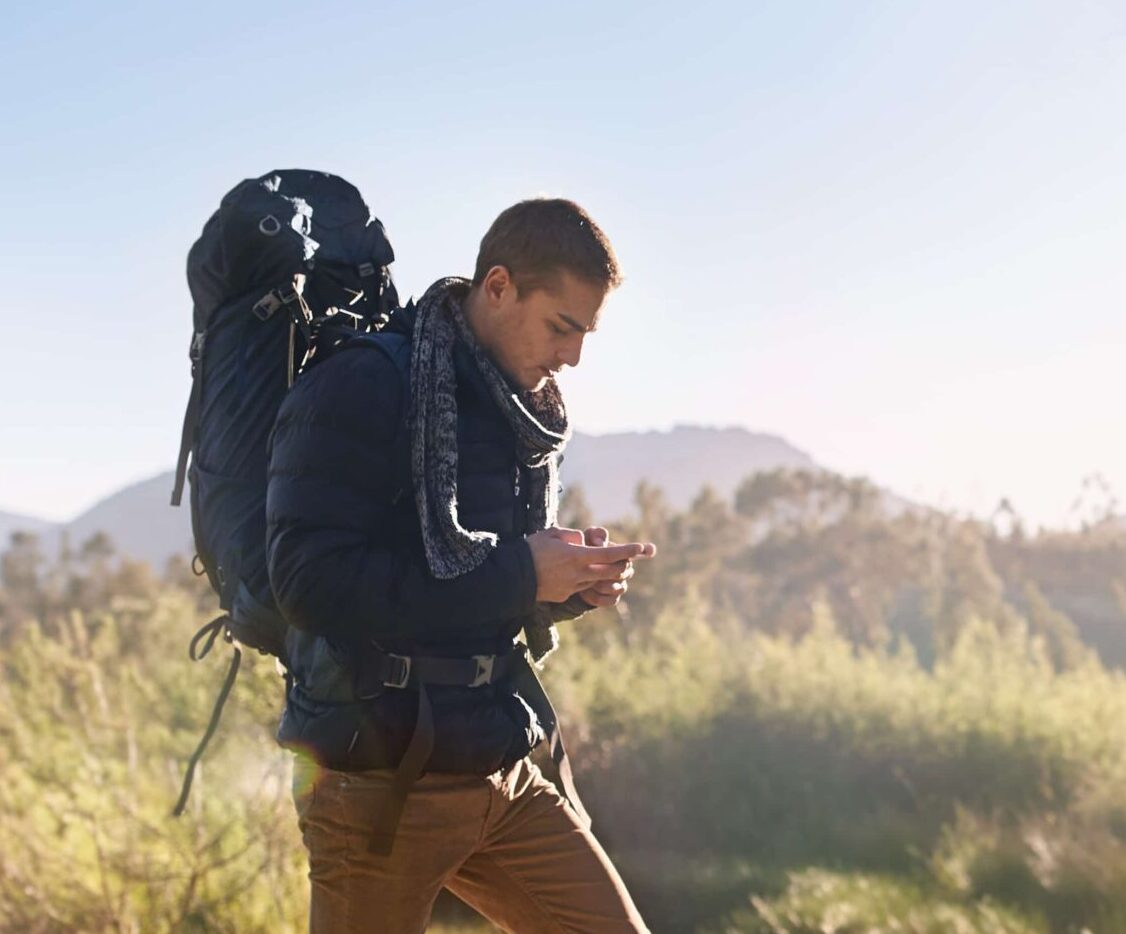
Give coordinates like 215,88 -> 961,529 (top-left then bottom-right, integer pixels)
189,331 -> 206,362
252,285 -> 301,321
469,655 -> 496,688
253,292 -> 281,320
382,653 -> 412,689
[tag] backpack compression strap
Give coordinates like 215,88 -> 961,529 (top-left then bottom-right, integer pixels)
170,331 -> 206,507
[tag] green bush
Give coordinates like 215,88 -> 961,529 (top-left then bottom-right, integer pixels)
0,593 -> 306,932
549,600 -> 1126,929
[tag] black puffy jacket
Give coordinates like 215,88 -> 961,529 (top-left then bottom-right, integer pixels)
265,303 -> 585,774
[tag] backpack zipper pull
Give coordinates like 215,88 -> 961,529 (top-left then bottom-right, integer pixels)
514,463 -> 521,498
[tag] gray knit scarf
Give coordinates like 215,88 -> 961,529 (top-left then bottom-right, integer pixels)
410,277 -> 570,662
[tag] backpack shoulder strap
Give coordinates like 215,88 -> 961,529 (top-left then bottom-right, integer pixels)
335,331 -> 413,500
293,328 -> 414,504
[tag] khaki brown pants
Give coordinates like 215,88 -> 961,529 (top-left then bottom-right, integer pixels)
293,755 -> 648,933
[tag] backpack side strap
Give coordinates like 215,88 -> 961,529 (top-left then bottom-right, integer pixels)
170,331 -> 206,506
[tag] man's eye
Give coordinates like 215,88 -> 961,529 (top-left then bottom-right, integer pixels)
550,324 -> 567,336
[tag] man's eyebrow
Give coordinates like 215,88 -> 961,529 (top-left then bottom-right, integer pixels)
559,313 -> 597,334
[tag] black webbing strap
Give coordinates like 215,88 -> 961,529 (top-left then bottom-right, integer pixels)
172,616 -> 241,817
510,646 -> 591,827
358,648 -> 512,697
171,331 -> 206,507
368,682 -> 433,855
363,646 -> 514,855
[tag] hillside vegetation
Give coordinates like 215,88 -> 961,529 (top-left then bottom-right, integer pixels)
2,470 -> 1126,932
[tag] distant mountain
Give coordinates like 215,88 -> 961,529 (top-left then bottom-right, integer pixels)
0,475 -> 193,572
1,426 -> 820,569
561,425 -> 818,520
62,473 -> 195,570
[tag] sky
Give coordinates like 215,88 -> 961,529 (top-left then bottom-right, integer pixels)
2,0 -> 1124,529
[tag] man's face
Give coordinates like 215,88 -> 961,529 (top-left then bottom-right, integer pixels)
482,268 -> 608,392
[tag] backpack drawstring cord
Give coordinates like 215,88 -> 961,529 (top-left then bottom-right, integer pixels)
172,616 -> 242,817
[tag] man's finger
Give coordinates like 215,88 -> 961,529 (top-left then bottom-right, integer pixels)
579,587 -> 623,608
583,526 -> 609,547
575,571 -> 628,590
571,542 -> 653,564
545,527 -> 585,546
583,559 -> 634,582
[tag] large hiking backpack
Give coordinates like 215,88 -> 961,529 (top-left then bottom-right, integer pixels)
170,169 -> 397,814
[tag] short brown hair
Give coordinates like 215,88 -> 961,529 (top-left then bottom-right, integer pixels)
472,198 -> 622,295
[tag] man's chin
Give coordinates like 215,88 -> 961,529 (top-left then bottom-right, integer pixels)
513,367 -> 547,393
509,366 -> 551,393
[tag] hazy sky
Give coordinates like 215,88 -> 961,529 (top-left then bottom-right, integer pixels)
2,0 -> 1124,529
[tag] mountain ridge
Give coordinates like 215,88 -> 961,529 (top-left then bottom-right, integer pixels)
1,425 -> 820,569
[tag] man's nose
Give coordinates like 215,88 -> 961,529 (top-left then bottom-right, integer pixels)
559,334 -> 584,368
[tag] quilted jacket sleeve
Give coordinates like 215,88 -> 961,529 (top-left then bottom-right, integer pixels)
265,346 -> 538,645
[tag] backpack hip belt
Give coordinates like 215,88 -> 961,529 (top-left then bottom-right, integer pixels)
362,641 -> 589,856
356,645 -> 515,698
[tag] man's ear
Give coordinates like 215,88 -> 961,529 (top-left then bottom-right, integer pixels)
482,265 -> 514,306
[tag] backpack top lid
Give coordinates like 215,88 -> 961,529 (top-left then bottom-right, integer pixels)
186,169 -> 395,331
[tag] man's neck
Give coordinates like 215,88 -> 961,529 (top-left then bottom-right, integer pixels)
460,285 -> 492,351
458,284 -> 520,389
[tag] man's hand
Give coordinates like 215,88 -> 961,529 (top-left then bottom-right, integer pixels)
529,525 -> 657,603
526,527 -> 656,604
576,526 -> 656,607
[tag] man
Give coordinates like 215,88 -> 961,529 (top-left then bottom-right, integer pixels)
266,198 -> 656,932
